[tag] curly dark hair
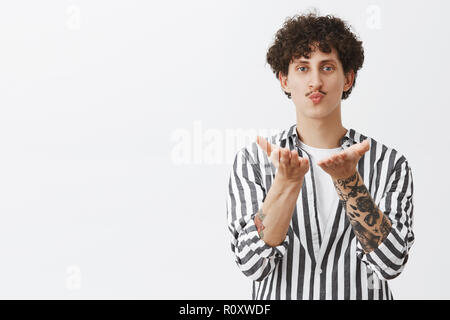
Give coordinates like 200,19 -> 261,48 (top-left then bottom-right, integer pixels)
266,12 -> 364,100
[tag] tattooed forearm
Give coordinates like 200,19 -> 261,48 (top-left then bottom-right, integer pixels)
254,208 -> 266,239
334,172 -> 357,189
352,220 -> 380,253
333,171 -> 392,253
356,196 -> 380,226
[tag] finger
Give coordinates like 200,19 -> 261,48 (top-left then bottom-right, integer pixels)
361,139 -> 370,148
274,148 -> 280,166
335,154 -> 345,166
258,138 -> 266,156
334,154 -> 343,162
270,147 -> 280,168
300,157 -> 310,170
259,136 -> 273,157
256,136 -> 265,154
290,149 -> 299,166
327,155 -> 336,164
257,136 -> 267,154
326,157 -> 334,166
358,140 -> 370,155
331,156 -> 341,169
317,158 -> 327,167
326,159 -> 335,170
279,148 -> 289,166
317,161 -> 327,169
349,140 -> 370,157
285,148 -> 292,164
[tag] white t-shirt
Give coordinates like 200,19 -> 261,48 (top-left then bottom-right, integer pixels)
298,140 -> 343,234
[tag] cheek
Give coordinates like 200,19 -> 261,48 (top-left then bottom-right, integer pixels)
328,78 -> 346,95
290,80 -> 309,95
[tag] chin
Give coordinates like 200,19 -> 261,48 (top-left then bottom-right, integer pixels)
297,102 -> 339,119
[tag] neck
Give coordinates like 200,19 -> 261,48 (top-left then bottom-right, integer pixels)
295,105 -> 347,149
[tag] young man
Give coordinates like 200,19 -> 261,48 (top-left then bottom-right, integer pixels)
226,13 -> 414,300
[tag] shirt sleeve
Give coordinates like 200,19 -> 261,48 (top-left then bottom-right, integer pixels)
356,156 -> 415,281
226,146 -> 290,282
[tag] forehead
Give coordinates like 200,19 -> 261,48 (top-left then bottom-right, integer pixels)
291,46 -> 340,64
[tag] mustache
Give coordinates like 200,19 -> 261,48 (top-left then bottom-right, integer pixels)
306,90 -> 326,97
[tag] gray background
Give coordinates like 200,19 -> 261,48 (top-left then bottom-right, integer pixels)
0,0 -> 448,299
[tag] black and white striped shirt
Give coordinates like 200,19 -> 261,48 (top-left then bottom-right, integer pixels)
226,123 -> 414,300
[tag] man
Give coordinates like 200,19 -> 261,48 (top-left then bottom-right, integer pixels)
226,13 -> 414,300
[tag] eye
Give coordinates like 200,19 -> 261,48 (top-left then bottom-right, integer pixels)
297,66 -> 308,72
323,66 -> 334,71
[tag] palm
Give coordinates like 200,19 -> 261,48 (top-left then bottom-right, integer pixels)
317,140 -> 370,179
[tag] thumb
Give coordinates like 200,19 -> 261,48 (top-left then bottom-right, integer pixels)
357,139 -> 370,156
361,139 -> 370,154
257,136 -> 272,156
270,147 -> 280,168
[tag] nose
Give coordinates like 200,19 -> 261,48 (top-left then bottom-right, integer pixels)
308,70 -> 323,92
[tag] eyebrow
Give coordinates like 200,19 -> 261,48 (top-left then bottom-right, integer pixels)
294,59 -> 337,64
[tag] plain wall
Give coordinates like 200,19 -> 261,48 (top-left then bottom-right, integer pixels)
0,0 -> 448,299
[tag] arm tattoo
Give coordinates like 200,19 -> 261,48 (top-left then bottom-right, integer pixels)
333,171 -> 392,253
254,208 -> 266,239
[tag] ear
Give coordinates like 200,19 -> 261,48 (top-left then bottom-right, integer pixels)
343,70 -> 355,92
278,72 -> 291,95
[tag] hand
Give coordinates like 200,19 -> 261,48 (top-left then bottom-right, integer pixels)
256,135 -> 309,184
317,139 -> 370,180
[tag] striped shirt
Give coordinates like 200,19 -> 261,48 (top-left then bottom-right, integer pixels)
226,123 -> 414,300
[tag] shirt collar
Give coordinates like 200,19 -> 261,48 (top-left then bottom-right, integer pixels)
280,123 -> 357,149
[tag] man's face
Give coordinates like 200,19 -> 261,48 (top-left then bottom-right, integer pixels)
279,45 -> 354,120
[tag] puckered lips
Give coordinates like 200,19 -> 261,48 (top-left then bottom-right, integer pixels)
308,91 -> 325,104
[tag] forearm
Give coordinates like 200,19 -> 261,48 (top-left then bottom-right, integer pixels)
332,171 -> 392,254
254,176 -> 302,247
